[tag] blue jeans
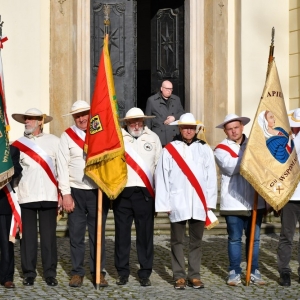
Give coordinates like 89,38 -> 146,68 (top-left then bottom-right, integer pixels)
225,214 -> 263,274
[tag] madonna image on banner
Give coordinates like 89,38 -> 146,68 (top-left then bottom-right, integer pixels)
258,110 -> 294,164
240,60 -> 300,211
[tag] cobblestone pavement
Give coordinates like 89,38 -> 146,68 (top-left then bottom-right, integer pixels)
1,233 -> 300,299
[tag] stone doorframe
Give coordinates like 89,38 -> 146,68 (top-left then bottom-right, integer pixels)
50,0 -> 91,137
50,0 -> 232,146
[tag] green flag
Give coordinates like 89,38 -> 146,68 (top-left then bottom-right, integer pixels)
0,39 -> 14,188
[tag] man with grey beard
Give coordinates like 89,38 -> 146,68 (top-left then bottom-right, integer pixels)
11,108 -> 60,287
113,107 -> 162,287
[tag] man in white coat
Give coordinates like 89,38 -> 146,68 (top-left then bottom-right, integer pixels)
11,108 -> 60,287
277,108 -> 300,286
57,100 -> 110,288
155,113 -> 217,290
214,114 -> 266,286
113,107 -> 162,287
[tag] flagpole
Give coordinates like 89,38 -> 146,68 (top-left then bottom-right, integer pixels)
268,27 -> 275,64
95,5 -> 110,289
95,189 -> 103,289
245,191 -> 258,286
245,28 -> 275,286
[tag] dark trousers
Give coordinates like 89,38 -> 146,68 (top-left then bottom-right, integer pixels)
278,201 -> 300,275
20,206 -> 57,278
170,219 -> 205,280
113,189 -> 154,278
0,214 -> 14,284
68,188 -> 109,276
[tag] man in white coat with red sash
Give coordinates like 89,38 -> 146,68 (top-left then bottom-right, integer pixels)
57,100 -> 110,288
113,107 -> 162,287
155,113 -> 218,290
11,108 -> 60,287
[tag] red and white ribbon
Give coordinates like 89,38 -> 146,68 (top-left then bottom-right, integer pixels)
0,36 -> 8,49
3,183 -> 22,243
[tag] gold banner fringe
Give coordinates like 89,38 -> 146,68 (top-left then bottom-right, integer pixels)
85,148 -> 124,168
240,167 -> 300,211
206,219 -> 219,230
0,166 -> 14,189
56,210 -> 64,222
9,235 -> 15,243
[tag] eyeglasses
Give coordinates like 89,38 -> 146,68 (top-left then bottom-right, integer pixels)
128,121 -> 143,127
162,87 -> 173,91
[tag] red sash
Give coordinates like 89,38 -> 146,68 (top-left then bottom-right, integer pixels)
12,140 -> 57,188
165,143 -> 215,227
214,144 -> 239,158
125,152 -> 155,198
65,127 -> 85,149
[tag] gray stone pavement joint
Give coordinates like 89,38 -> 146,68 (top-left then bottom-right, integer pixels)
1,233 -> 300,299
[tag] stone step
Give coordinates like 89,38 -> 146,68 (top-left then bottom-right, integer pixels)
56,211 -> 283,237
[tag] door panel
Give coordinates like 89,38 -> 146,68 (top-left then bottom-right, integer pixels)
91,0 -> 137,118
151,2 -> 184,107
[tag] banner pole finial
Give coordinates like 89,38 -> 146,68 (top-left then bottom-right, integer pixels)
268,27 -> 275,64
0,15 -> 3,39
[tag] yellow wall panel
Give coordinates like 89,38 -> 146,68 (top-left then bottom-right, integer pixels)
290,53 -> 299,76
290,0 -> 300,10
289,9 -> 298,32
290,31 -> 299,54
290,76 -> 300,98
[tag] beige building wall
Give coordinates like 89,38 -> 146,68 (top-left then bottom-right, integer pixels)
234,0 -> 289,137
290,0 -> 300,109
0,0 -> 51,141
199,0 -> 289,145
0,0 -> 292,142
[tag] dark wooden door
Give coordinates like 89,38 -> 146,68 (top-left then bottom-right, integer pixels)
151,1 -> 185,107
90,0 -> 137,119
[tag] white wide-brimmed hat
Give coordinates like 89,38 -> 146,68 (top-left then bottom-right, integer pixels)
288,109 -> 300,128
62,100 -> 90,116
216,113 -> 250,129
12,108 -> 53,124
119,107 -> 155,122
169,113 -> 204,127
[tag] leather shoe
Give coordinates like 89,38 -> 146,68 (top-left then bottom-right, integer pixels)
139,277 -> 151,287
92,273 -> 108,287
116,276 -> 128,285
69,275 -> 84,287
45,277 -> 58,286
23,277 -> 34,286
279,272 -> 291,286
3,281 -> 15,288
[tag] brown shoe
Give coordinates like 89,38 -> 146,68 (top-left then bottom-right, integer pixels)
69,275 -> 84,287
174,278 -> 186,290
93,273 -> 108,287
187,278 -> 204,289
3,281 -> 15,288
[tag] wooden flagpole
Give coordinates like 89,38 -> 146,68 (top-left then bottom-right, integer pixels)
95,5 -> 110,290
245,191 -> 258,285
95,188 -> 103,289
245,28 -> 275,286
